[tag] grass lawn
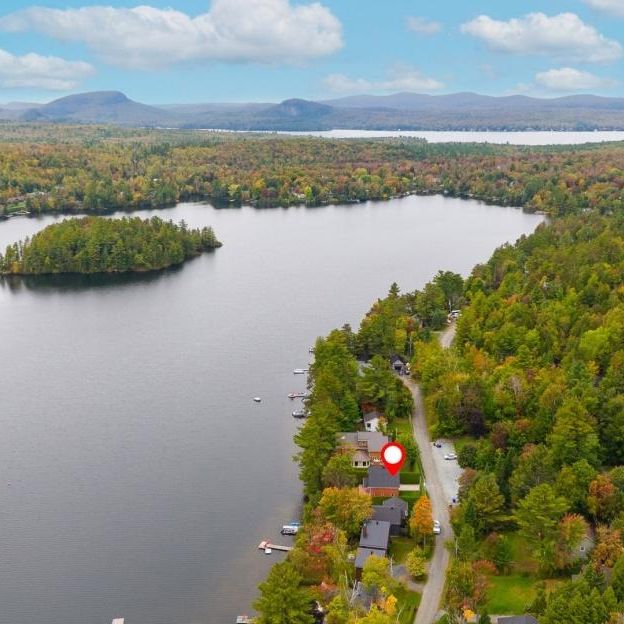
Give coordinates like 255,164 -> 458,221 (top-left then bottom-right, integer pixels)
486,574 -> 537,614
400,471 -> 421,484
388,536 -> 416,563
506,532 -> 539,575
394,585 -> 421,624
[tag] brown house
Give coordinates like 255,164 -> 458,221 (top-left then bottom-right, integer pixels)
336,431 -> 389,468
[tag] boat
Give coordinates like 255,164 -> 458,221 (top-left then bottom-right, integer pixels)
236,617 -> 251,624
253,397 -> 262,403
264,547 -> 272,554
292,410 -> 306,418
293,368 -> 309,374
287,391 -> 307,399
309,346 -> 315,353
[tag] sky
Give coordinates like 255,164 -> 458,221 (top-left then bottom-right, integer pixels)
0,0 -> 623,104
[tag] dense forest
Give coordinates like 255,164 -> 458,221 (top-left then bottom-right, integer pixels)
1,125 -> 624,217
0,216 -> 221,275
253,182 -> 624,620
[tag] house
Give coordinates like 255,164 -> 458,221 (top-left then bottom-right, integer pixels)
497,616 -> 538,624
336,431 -> 389,468
390,354 -> 407,375
363,410 -> 383,432
371,505 -> 403,535
360,519 -> 391,551
382,496 -> 408,523
362,465 -> 400,497
354,547 -> 387,580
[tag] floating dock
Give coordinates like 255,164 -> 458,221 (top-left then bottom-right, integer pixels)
258,540 -> 293,552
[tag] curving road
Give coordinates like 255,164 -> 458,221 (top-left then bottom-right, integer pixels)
403,323 -> 456,624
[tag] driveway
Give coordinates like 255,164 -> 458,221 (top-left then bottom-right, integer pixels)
402,323 -> 458,624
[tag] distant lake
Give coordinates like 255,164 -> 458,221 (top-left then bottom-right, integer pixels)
278,129 -> 624,145
0,197 -> 543,624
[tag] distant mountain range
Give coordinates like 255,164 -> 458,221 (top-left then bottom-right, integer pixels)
2,90 -> 624,131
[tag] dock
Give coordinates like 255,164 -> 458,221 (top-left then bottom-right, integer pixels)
258,540 -> 293,552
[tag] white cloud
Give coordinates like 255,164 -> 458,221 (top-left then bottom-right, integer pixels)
461,12 -> 622,63
324,67 -> 444,94
406,16 -> 441,35
0,0 -> 343,69
535,67 -> 617,91
0,49 -> 94,89
584,0 -> 624,17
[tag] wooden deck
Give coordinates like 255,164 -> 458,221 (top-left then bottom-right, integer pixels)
258,540 -> 293,552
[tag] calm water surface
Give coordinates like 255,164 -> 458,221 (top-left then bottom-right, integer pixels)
0,197 -> 543,624
279,129 -> 624,144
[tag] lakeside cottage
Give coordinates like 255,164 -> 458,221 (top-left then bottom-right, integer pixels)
361,465 -> 400,497
336,431 -> 389,468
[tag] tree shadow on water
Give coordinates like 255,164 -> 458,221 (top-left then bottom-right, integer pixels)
0,263 -> 185,295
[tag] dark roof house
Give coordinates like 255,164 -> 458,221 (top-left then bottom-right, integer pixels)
372,505 -> 403,534
359,519 -> 391,551
382,496 -> 408,520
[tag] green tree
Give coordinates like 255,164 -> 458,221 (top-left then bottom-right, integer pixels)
322,453 -> 359,489
516,483 -> 569,572
318,487 -> 372,539
405,547 -> 427,579
467,473 -> 506,535
548,400 -> 600,468
253,561 -> 314,624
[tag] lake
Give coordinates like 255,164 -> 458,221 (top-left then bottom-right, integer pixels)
274,129 -> 624,145
0,197 -> 543,624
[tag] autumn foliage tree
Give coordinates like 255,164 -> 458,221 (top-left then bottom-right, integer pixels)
410,495 -> 434,545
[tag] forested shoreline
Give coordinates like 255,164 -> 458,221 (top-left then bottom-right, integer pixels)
1,126 -> 624,218
252,145 -> 624,621
0,216 -> 221,275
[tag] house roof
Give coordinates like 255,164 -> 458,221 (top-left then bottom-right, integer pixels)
390,354 -> 405,364
363,411 -> 381,423
353,449 -> 370,464
497,616 -> 538,624
382,496 -> 408,516
337,431 -> 389,453
364,465 -> 400,489
354,547 -> 386,570
372,505 -> 402,527
359,519 -> 391,550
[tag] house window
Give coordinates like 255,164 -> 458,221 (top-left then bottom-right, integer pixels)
354,461 -> 359,467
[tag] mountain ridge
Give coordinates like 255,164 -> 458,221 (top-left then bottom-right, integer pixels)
2,90 -> 624,131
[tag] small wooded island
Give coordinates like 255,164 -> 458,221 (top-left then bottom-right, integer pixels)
0,216 -> 222,275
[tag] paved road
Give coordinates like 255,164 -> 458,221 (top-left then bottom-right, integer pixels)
403,323 -> 457,624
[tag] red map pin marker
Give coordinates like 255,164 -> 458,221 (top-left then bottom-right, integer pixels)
380,441 -> 406,476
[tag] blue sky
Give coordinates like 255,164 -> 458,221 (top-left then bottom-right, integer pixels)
0,0 -> 623,103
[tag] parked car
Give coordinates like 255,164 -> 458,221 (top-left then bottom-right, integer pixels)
433,520 -> 441,535
433,440 -> 442,448
444,452 -> 457,460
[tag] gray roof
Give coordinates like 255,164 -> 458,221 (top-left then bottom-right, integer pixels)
372,505 -> 402,527
364,465 -> 400,489
497,617 -> 538,624
382,496 -> 408,516
363,411 -> 381,423
337,431 -> 389,453
354,547 -> 386,570
359,519 -> 391,550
